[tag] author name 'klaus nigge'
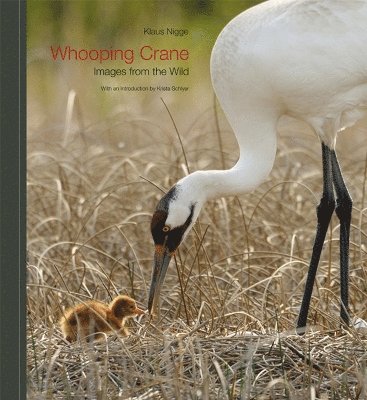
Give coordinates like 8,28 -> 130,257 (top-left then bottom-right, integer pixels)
144,27 -> 189,36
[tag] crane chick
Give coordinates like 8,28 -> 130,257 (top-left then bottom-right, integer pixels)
60,295 -> 145,342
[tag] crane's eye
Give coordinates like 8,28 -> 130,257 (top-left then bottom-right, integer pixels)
162,225 -> 170,232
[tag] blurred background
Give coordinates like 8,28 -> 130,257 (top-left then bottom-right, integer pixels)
27,0 -> 263,133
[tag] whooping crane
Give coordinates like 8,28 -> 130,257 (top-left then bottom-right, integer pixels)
148,0 -> 367,329
60,295 -> 145,342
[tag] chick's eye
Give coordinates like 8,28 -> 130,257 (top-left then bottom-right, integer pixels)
162,225 -> 170,232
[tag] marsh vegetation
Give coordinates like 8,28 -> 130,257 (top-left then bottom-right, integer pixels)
27,96 -> 367,398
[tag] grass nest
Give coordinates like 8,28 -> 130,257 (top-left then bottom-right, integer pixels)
27,322 -> 367,399
27,98 -> 367,398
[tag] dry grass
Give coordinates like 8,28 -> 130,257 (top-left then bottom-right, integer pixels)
27,95 -> 367,399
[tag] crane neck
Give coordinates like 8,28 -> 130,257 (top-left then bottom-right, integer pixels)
179,111 -> 279,202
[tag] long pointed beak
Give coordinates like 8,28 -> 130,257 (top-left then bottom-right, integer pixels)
148,244 -> 173,315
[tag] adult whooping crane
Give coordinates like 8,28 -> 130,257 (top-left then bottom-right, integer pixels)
148,0 -> 367,329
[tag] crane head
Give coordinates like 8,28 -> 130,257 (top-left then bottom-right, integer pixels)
148,183 -> 201,315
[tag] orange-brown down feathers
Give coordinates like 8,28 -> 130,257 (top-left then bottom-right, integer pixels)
60,295 -> 145,342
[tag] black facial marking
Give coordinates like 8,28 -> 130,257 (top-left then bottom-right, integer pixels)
151,202 -> 195,253
156,186 -> 178,212
150,210 -> 168,246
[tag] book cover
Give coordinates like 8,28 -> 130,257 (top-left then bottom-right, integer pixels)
26,1 -> 367,398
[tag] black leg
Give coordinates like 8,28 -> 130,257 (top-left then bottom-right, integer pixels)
331,150 -> 352,326
297,143 -> 335,329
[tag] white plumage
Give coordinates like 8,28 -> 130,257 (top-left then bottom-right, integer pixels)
148,0 -> 367,328
211,0 -> 367,150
